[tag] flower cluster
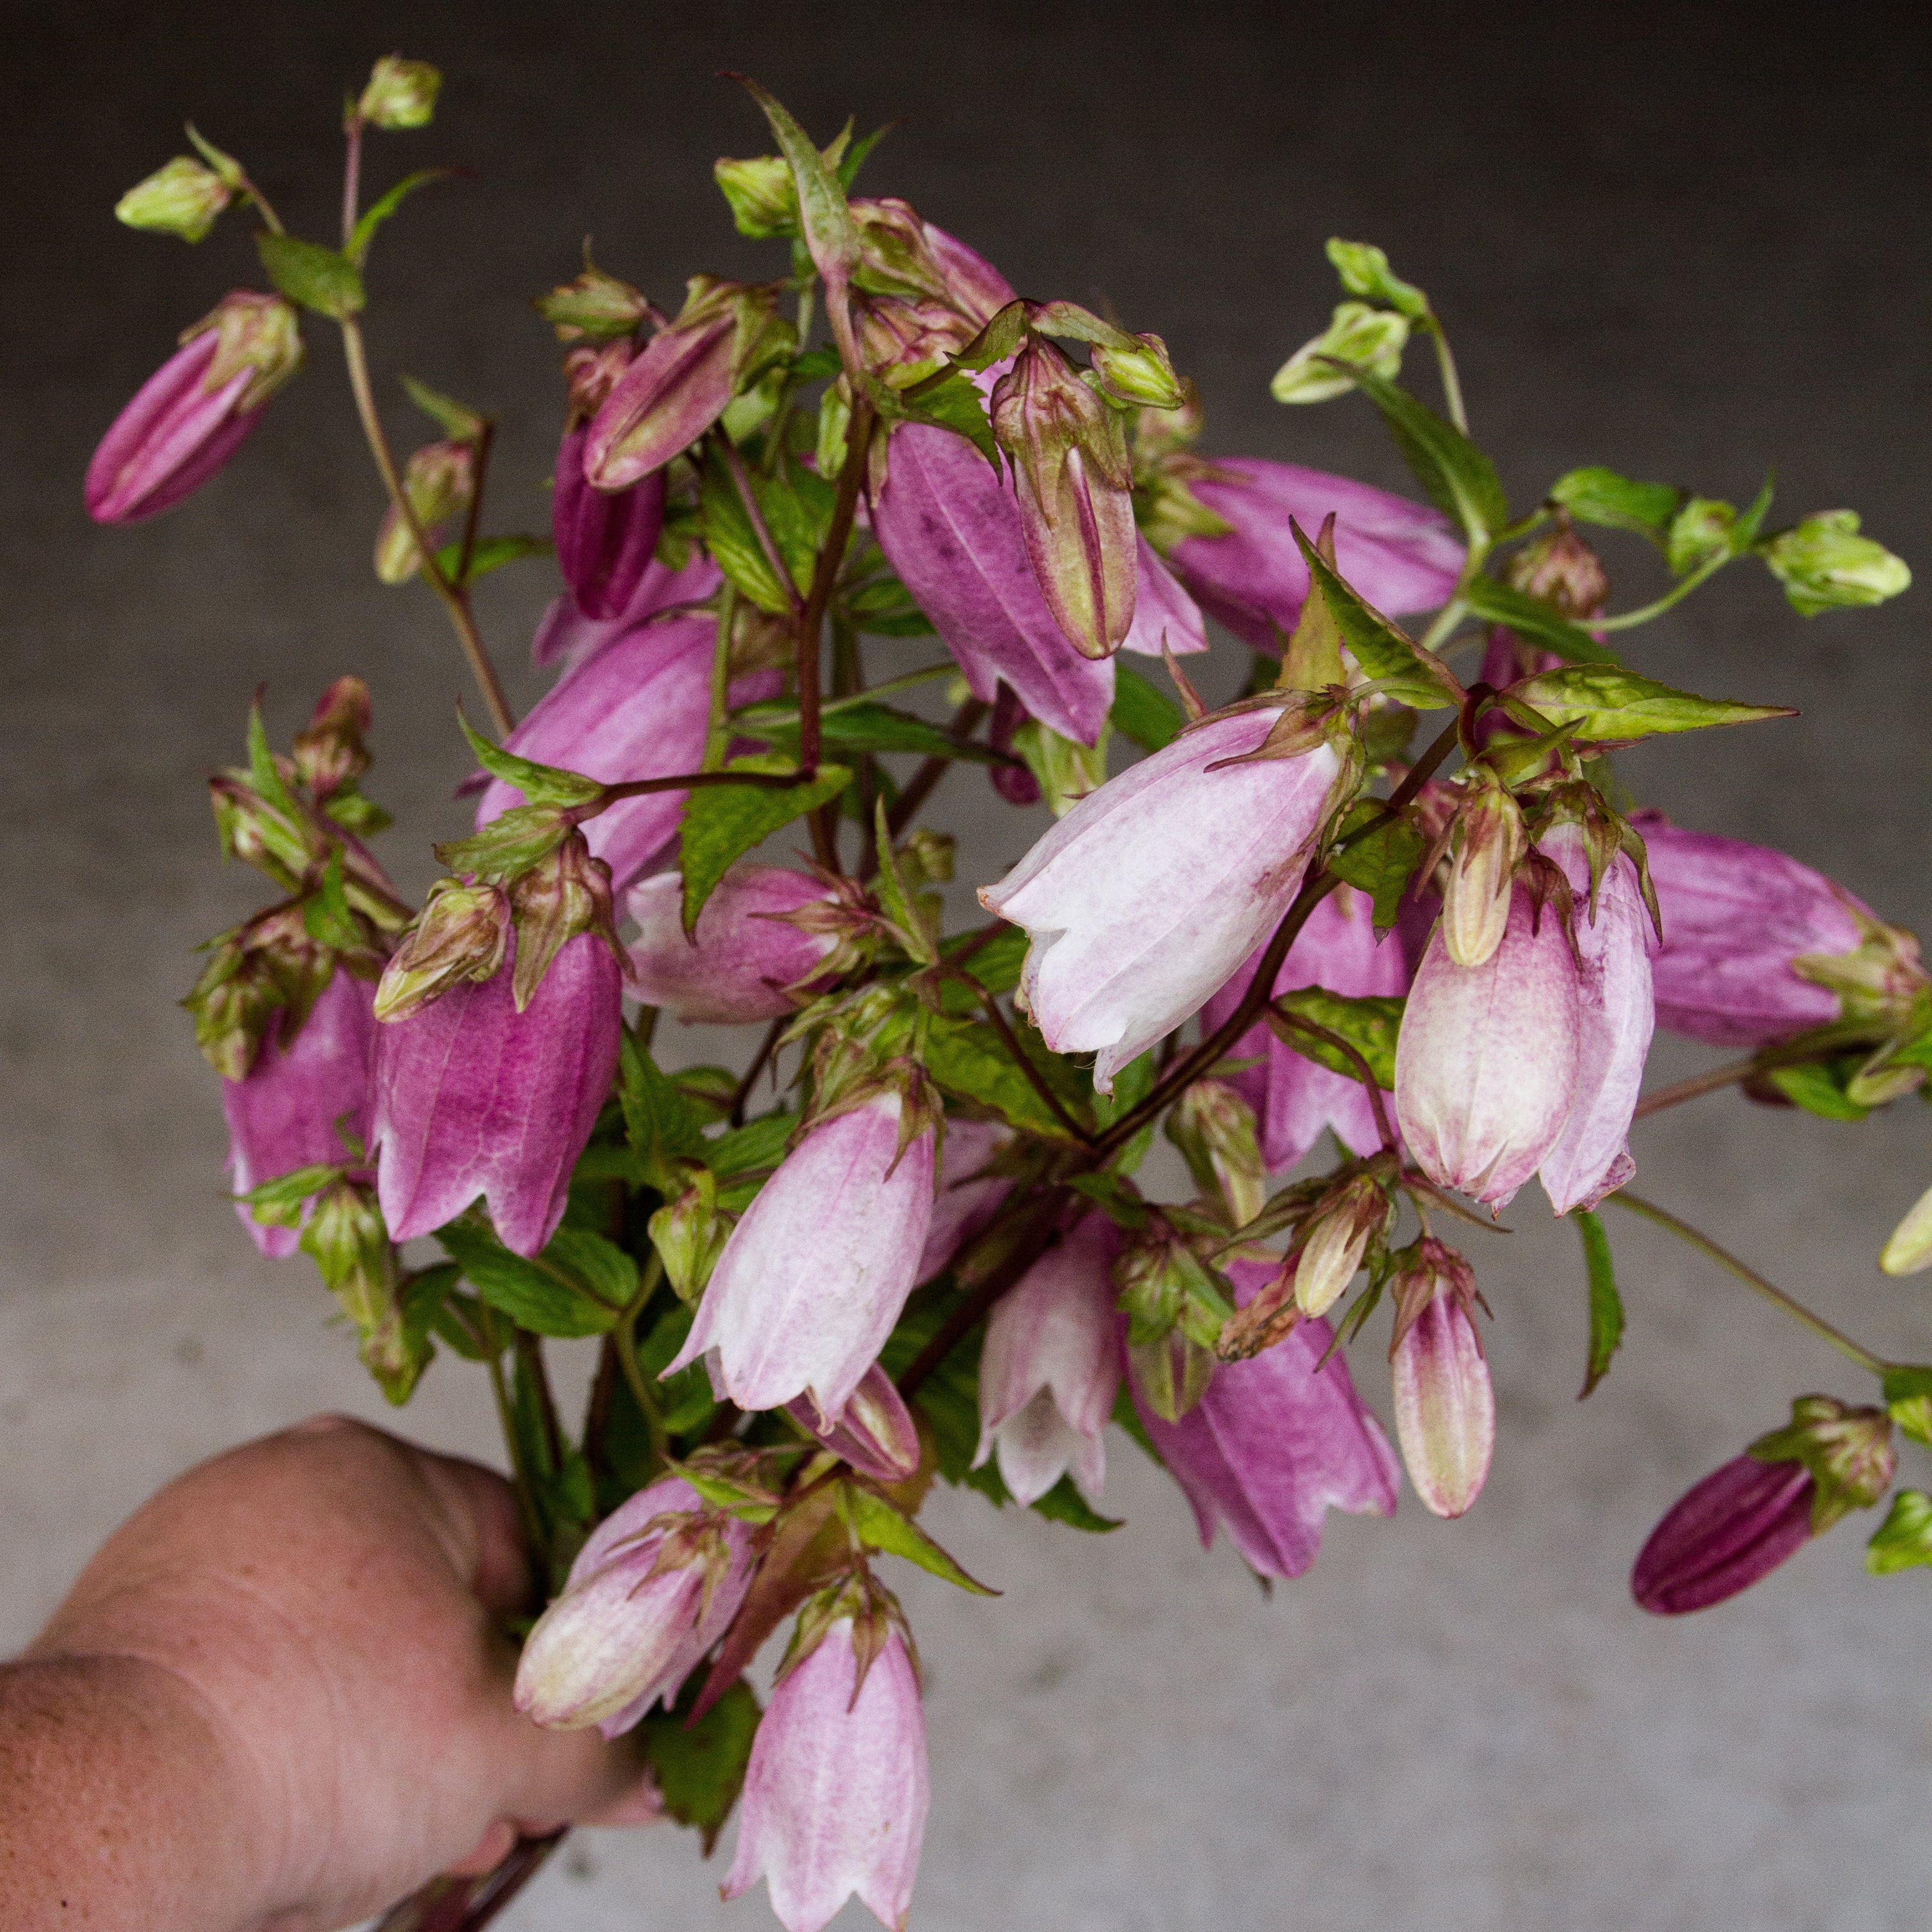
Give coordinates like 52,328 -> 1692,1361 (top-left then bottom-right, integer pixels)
101,62 -> 1931,1932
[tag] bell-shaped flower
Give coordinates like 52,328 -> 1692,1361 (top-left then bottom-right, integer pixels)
553,426 -> 666,621
1200,883 -> 1408,1173
1388,1240 -> 1493,1518
626,865 -> 841,1023
473,614 -> 712,891
221,968 -> 376,1259
975,1211 -> 1120,1505
1631,1454 -> 1816,1615
1395,886 -> 1580,1210
1165,458 -> 1463,652
515,1475 -> 754,1735
916,1116 -> 1014,1282
1536,823 -> 1656,1215
667,1091 -> 936,1418
724,1614 -> 927,1932
1121,537 -> 1207,658
1135,1258 -> 1399,1579
530,548 -> 722,673
785,1362 -> 922,1482
980,708 -> 1340,1093
371,932 -> 622,1257
86,291 -> 302,524
1633,813 -> 1868,1047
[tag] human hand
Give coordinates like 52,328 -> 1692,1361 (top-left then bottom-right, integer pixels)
9,1415 -> 655,1931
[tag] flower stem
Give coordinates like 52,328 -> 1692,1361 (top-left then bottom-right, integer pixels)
1593,552 -> 1731,632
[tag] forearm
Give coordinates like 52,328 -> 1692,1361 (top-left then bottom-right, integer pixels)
0,1652 -> 269,1932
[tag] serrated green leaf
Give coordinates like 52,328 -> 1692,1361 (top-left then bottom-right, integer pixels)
1111,663 -> 1185,752
619,1027 -> 704,1187
900,365 -> 998,463
1764,1059 -> 1872,1121
640,1675 -> 762,1853
543,1225 -> 639,1311
1574,1208 -> 1623,1399
1330,804 -> 1428,932
1462,575 -> 1619,665
457,712 -> 604,809
1345,366 -> 1508,549
835,1481 -> 999,1594
435,1220 -> 626,1337
1549,466 -> 1682,538
941,924 -> 1028,998
678,757 -> 851,931
238,1162 -> 341,1227
706,1110 -> 796,1179
921,1010 -> 1088,1140
740,699 -> 1005,766
1270,987 -> 1403,1088
347,166 -> 455,266
1513,666 -> 1792,744
1293,529 -> 1462,709
256,232 -> 365,318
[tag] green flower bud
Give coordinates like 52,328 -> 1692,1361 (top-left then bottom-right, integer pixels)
1880,1180 -> 1932,1278
1866,1489 -> 1932,1575
116,156 -> 231,243
714,153 -> 799,238
534,263 -> 651,344
1090,332 -> 1184,410
1665,496 -> 1739,576
1324,238 -> 1431,321
1761,510 -> 1911,616
373,880 -> 510,1022
1270,301 -> 1408,405
358,55 -> 442,130
373,439 -> 476,584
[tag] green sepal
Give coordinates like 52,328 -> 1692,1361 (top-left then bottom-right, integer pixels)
1762,1058 -> 1872,1121
897,365 -> 999,465
1344,365 -> 1509,550
1866,1490 -> 1932,1575
1510,666 -> 1791,744
1292,525 -> 1462,709
237,1163 -> 342,1228
1548,466 -> 1682,540
639,1674 -> 762,1855
1882,1366 -> 1932,1449
432,533 -> 553,585
347,167 -> 456,267
678,757 -> 851,932
256,232 -> 367,319
1462,576 -> 1618,665
736,79 -> 859,286
1110,663 -> 1185,752
834,1479 -> 1000,1595
434,1218 -> 632,1337
1574,1208 -> 1624,1399
455,712 -> 604,809
399,373 -> 486,443
1329,803 -> 1428,932
301,849 -> 365,951
1268,987 -> 1403,1089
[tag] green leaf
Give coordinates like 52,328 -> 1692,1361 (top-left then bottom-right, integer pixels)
698,452 -> 803,613
456,712 -> 604,809
1329,803 -> 1428,932
434,1220 -> 626,1338
1029,1474 -> 1123,1533
1270,987 -> 1403,1088
1866,1490 -> 1932,1576
1345,366 -> 1508,549
237,1163 -> 341,1228
1549,466 -> 1682,539
898,365 -> 998,463
941,924 -> 1028,998
639,1676 -> 762,1854
842,573 -> 935,637
1093,1049 -> 1157,1131
740,699 -> 1006,766
1110,1380 -> 1164,1467
1574,1208 -> 1623,1399
1111,663 -> 1185,752
635,1300 -> 718,1438
738,80 -> 859,285
921,1010 -> 1088,1141
678,757 -> 852,931
1511,665 -> 1790,743
347,166 -> 455,265
705,1110 -> 796,1180
1294,528 -> 1462,709
255,232 -> 366,318
619,1027 -> 704,1187
1462,576 -> 1619,665
432,533 -> 554,586
301,851 -> 364,951
1882,1366 -> 1932,1449
1764,1059 -> 1871,1121
835,1480 -> 999,1595
544,1225 -> 639,1311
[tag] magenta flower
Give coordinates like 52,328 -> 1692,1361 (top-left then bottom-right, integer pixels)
1536,824 -> 1656,1214
980,708 -> 1339,1093
916,1117 -> 1014,1282
552,420 -> 667,620
919,217 -> 1017,324
1136,1259 -> 1399,1579
474,614 -> 712,891
86,291 -> 302,524
1395,888 -> 1580,1210
724,1618 -> 927,1932
667,1093 -> 936,1418
1122,537 -> 1207,658
1200,883 -> 1408,1172
1389,1243 -> 1493,1518
785,1362 -> 923,1483
1634,813 -> 1867,1047
221,968 -> 376,1259
529,549 -> 722,672
1165,457 -> 1464,652
1631,1454 -> 1816,1615
370,932 -> 622,1257
514,1475 -> 754,1735
975,1211 -> 1120,1505
626,865 -> 839,1023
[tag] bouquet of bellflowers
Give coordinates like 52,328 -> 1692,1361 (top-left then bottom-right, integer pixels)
90,56 -> 1932,1932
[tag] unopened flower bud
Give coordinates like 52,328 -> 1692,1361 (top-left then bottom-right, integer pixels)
1294,1172 -> 1390,1318
1747,1394 -> 1896,1533
116,155 -> 231,242
538,268 -> 651,348
1665,496 -> 1738,576
1165,1078 -> 1267,1228
299,1178 -> 424,1400
626,865 -> 841,1023
648,1166 -> 732,1303
1880,1180 -> 1932,1277
1270,301 -> 1408,405
357,55 -> 442,129
857,292 -> 976,388
373,880 -> 511,1022
183,904 -> 337,1080
990,336 -> 1139,659
1440,775 -> 1529,968
1388,1239 -> 1493,1518
1090,331 -> 1183,410
1115,1224 -> 1232,1421
374,439 -> 476,584
788,1361 -> 923,1483
506,832 -> 621,1011
290,675 -> 374,802
714,152 -> 799,238
1505,522 -> 1609,621
584,277 -> 792,490
1631,1453 -> 1816,1615
1761,510 -> 1910,616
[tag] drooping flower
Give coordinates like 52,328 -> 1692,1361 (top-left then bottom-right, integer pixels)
724,1616 -> 927,1932
1200,883 -> 1408,1173
980,708 -> 1340,1092
1631,1455 -> 1816,1615
514,1475 -> 754,1735
1388,1240 -> 1493,1518
667,1092 -> 936,1418
1121,537 -> 1208,658
221,967 -> 377,1259
974,1211 -> 1121,1505
1536,822 -> 1657,1215
370,932 -> 622,1256
916,1116 -> 1014,1282
552,414 -> 667,620
1395,886 -> 1580,1210
1135,1258 -> 1400,1578
1633,813 -> 1869,1047
1164,458 -> 1463,652
86,291 -> 302,524
529,548 -> 723,672
626,865 -> 839,1023
785,1362 -> 922,1483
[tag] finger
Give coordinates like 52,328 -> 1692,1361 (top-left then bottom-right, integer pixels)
412,1449 -> 536,1617
442,1817 -> 519,1877
495,1714 -> 655,1829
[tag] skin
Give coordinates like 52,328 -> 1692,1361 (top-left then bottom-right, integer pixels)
1,1416 -> 657,1931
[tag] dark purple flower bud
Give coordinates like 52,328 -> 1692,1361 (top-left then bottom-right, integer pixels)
221,968 -> 376,1259
1631,1455 -> 1816,1615
986,685 -> 1043,807
371,931 -> 621,1256
86,291 -> 301,524
553,423 -> 667,621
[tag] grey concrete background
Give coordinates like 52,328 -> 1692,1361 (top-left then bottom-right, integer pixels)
6,1 -> 1932,1925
